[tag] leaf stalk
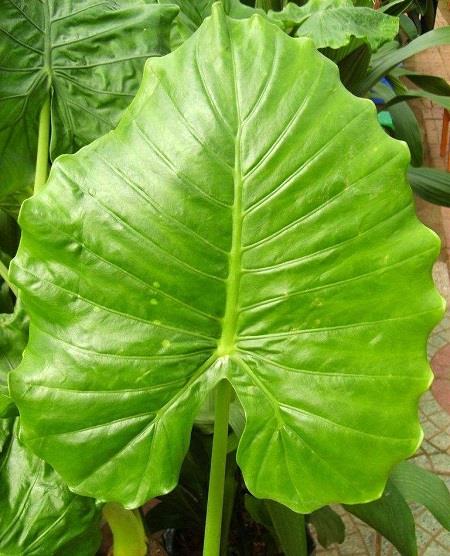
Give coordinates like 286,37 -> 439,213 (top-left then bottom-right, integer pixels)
203,379 -> 232,556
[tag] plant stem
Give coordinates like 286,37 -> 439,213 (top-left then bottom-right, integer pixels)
220,454 -> 237,556
0,259 -> 17,297
102,502 -> 147,556
203,379 -> 232,556
34,96 -> 51,193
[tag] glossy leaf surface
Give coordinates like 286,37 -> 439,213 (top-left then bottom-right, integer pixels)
10,8 -> 443,512
0,419 -> 101,555
0,0 -> 177,215
268,0 -> 399,49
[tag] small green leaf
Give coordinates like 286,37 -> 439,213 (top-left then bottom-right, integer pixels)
244,495 -> 275,536
10,6 -> 442,513
381,0 -> 416,17
393,69 -> 450,96
345,481 -> 417,556
385,90 -> 450,111
390,461 -> 450,530
373,80 -> 424,167
407,166 -> 450,207
309,506 -> 345,548
354,26 -> 450,95
399,14 -> 419,40
265,500 -> 308,556
0,0 -> 178,215
388,101 -> 424,166
245,497 -> 309,556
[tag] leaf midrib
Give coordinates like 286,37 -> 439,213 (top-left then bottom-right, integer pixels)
217,35 -> 242,357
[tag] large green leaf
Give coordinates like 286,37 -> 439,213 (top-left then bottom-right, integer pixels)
0,419 -> 101,555
10,7 -> 443,512
345,481 -> 417,556
268,0 -> 399,49
0,0 -> 177,215
0,302 -> 28,417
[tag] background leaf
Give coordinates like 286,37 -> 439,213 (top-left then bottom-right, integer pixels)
344,481 -> 418,556
265,500 -> 308,556
0,302 -> 28,417
338,43 -> 371,92
354,27 -> 450,95
0,419 -> 101,556
158,0 -> 261,48
372,80 -> 424,166
146,431 -> 211,534
0,295 -> 100,554
388,101 -> 424,166
393,68 -> 450,96
268,0 -> 399,49
309,506 -> 345,548
407,166 -> 450,206
390,461 -> 450,530
0,0 -> 177,215
10,7 -> 442,513
385,90 -> 450,111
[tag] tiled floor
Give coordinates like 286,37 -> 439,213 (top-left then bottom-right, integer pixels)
316,2 -> 450,554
